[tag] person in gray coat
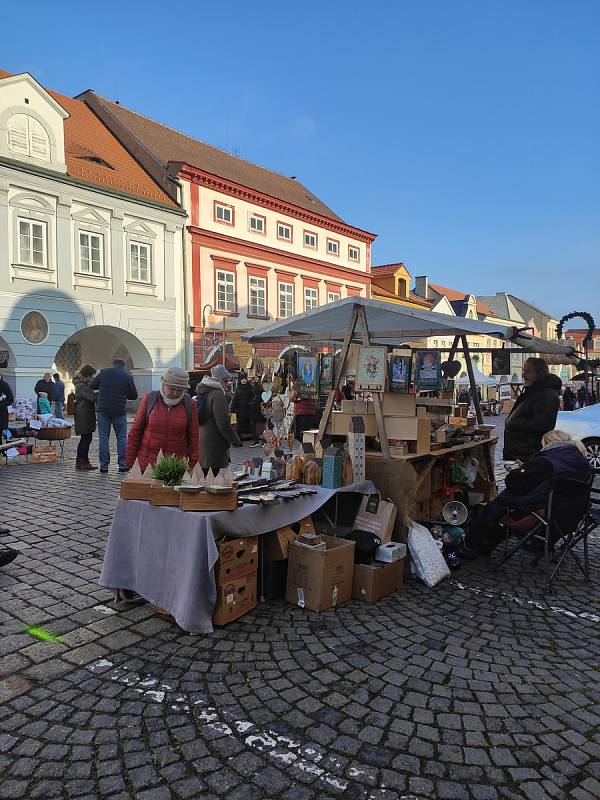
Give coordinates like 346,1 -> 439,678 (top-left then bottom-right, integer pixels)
196,365 -> 241,472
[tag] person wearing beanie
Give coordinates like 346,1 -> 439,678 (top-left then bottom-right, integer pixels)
196,365 -> 241,472
229,371 -> 253,441
126,367 -> 198,472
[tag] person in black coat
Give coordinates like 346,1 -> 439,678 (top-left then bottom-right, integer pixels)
0,374 -> 14,436
34,372 -> 55,412
250,378 -> 265,446
229,372 -> 253,439
466,431 -> 590,555
562,387 -> 576,411
503,358 -> 561,462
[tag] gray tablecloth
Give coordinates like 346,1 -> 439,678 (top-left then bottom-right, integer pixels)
99,482 -> 375,634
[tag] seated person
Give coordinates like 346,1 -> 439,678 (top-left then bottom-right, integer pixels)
465,430 -> 591,556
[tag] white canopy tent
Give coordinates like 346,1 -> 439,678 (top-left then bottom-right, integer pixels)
242,296 -> 577,357
455,369 -> 498,386
242,298 -> 575,470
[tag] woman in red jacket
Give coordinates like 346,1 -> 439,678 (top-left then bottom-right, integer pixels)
126,367 -> 199,471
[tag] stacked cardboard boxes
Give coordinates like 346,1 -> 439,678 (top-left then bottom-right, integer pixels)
382,394 -> 431,455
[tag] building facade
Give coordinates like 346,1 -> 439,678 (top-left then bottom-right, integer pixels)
79,91 -> 376,365
0,71 -> 186,398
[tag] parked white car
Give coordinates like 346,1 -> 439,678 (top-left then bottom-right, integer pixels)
555,404 -> 600,471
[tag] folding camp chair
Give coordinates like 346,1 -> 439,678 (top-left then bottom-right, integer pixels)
493,474 -> 595,593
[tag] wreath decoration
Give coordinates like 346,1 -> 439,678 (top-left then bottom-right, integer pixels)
556,311 -> 595,349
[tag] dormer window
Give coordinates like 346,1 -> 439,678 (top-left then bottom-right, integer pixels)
7,114 -> 50,162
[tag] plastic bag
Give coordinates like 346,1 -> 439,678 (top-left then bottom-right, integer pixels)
407,521 -> 451,587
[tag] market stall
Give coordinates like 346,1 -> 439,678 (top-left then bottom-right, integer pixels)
100,481 -> 374,633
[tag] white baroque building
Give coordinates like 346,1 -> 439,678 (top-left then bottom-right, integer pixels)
0,70 -> 187,399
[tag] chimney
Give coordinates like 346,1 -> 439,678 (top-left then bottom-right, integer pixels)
414,276 -> 429,299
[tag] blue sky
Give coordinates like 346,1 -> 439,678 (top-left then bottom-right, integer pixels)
3,0 -> 599,322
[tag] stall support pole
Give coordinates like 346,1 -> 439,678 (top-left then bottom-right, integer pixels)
461,335 -> 495,485
316,305 -> 360,449
357,305 -> 391,459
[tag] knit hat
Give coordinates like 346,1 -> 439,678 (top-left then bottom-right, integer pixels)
161,367 -> 190,389
211,365 -> 232,382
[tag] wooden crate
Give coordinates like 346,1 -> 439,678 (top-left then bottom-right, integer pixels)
149,486 -> 181,506
120,480 -> 161,501
179,490 -> 238,512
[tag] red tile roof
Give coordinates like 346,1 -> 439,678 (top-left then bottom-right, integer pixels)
0,70 -> 177,208
82,92 -> 342,221
428,282 -> 493,316
372,262 -> 407,275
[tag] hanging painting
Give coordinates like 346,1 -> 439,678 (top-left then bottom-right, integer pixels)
356,346 -> 387,391
319,353 -> 335,393
388,354 -> 411,393
491,349 -> 511,376
296,355 -> 319,399
415,350 -> 442,390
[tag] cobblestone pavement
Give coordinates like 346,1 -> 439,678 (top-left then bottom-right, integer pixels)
1,420 -> 599,800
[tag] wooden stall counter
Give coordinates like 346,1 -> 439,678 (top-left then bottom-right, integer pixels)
365,438 -> 498,539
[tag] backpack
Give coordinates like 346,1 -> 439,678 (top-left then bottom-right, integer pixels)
196,392 -> 209,425
144,391 -> 192,427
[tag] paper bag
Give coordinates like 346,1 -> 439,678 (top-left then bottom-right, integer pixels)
353,493 -> 397,544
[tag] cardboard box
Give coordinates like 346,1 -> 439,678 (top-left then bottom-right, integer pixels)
352,561 -> 404,603
286,535 -> 355,612
341,400 -> 354,412
375,542 -> 407,562
216,537 -> 258,583
384,415 -> 418,441
328,412 -> 377,437
354,494 -> 397,543
449,416 -> 469,428
264,517 -> 315,561
31,444 -> 57,463
382,393 -> 416,417
213,572 -> 257,625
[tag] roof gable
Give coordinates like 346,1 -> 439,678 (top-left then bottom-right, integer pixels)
0,69 -> 177,209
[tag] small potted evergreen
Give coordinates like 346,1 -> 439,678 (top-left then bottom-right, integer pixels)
150,456 -> 189,506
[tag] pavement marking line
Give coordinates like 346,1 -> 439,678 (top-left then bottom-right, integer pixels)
87,659 -> 350,793
451,580 -> 600,623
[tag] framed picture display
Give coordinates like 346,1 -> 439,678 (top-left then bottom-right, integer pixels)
491,349 -> 511,376
388,354 -> 411,392
319,353 -> 335,393
296,355 -> 319,399
356,346 -> 387,391
415,350 -> 442,390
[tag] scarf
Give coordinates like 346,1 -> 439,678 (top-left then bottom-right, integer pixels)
160,387 -> 184,407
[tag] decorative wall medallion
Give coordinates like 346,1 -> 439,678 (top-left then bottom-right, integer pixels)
21,311 -> 48,345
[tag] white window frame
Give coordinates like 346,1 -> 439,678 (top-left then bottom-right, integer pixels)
327,291 -> 341,304
277,222 -> 293,242
215,202 -> 233,225
129,240 -> 152,283
78,230 -> 104,276
303,230 -> 317,249
216,269 -> 236,312
304,286 -> 318,311
248,275 -> 267,317
348,245 -> 360,262
248,213 -> 265,234
326,238 -> 339,256
18,218 -> 47,268
278,281 -> 294,318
